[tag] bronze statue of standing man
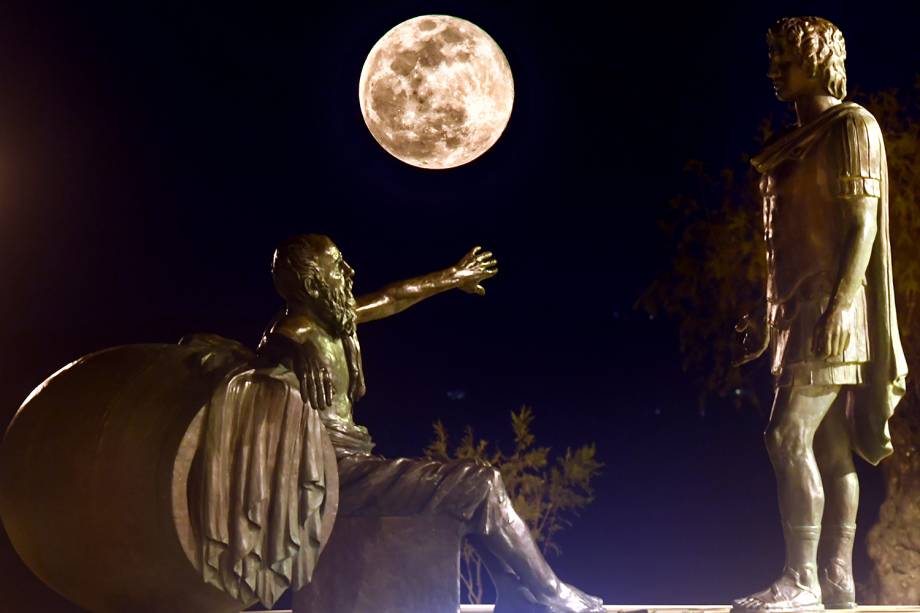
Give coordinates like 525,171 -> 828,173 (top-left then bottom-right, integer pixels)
732,16 -> 908,613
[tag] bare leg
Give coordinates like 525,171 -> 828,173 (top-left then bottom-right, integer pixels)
733,384 -> 841,612
814,392 -> 858,608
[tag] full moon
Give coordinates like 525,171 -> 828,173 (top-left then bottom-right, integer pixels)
358,15 -> 514,169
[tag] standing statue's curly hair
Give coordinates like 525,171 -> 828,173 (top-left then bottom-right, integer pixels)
768,16 -> 847,99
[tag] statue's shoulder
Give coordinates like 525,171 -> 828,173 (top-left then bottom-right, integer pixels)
271,313 -> 323,345
752,103 -> 880,174
838,101 -> 875,118
829,102 -> 882,134
823,103 -> 885,166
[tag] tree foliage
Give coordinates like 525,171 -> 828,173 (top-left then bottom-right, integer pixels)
635,119 -> 776,413
424,406 -> 603,604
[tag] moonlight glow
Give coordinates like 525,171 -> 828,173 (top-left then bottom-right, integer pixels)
359,15 -> 514,170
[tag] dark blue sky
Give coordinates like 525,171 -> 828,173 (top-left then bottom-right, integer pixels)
1,1 -> 918,608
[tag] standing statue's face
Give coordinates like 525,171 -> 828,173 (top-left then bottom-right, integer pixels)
767,38 -> 819,102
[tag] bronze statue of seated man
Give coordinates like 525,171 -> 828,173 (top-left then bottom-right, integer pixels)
256,234 -> 604,613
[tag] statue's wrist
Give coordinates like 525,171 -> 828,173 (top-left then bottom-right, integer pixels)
827,295 -> 850,314
444,266 -> 461,288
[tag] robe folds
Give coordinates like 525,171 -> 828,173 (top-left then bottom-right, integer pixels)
184,335 -> 335,608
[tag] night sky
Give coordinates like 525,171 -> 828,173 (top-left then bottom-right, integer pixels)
2,1 -> 919,609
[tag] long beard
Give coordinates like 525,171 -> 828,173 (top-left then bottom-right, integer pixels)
318,282 -> 357,337
316,282 -> 365,402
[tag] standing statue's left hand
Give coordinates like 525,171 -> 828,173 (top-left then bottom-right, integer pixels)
812,306 -> 849,359
451,246 -> 499,296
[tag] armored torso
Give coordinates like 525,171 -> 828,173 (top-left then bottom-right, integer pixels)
753,103 -> 886,386
761,104 -> 883,308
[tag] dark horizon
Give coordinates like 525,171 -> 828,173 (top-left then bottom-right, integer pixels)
1,1 -> 918,608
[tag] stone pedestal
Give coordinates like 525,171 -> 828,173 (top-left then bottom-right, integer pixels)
293,515 -> 463,613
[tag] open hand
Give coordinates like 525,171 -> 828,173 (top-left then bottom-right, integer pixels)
452,246 -> 498,296
293,339 -> 335,411
812,306 -> 849,359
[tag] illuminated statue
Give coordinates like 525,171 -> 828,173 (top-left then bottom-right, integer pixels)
733,16 -> 908,613
0,234 -> 603,613
255,234 -> 604,613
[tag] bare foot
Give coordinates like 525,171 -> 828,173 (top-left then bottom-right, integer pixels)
819,560 -> 855,609
732,569 -> 823,613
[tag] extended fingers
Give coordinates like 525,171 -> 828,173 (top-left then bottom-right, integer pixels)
813,325 -> 848,359
322,368 -> 334,407
829,323 -> 850,357
462,246 -> 482,262
834,329 -> 850,357
298,365 -> 316,409
830,326 -> 841,357
820,332 -> 832,358
300,371 -> 314,407
307,362 -> 322,408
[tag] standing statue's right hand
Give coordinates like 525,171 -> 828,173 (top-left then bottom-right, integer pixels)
293,340 -> 335,411
732,312 -> 770,367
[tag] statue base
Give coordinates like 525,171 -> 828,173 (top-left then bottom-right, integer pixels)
278,605 -> 920,612
292,514 -> 464,613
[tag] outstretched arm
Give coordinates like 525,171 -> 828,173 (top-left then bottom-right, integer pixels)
355,246 -> 498,324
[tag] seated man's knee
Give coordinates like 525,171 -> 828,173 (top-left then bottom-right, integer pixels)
467,462 -> 510,508
465,461 -> 504,493
486,465 -> 503,488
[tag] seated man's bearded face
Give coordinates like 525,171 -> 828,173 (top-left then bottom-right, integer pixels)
273,235 -> 358,337
302,240 -> 358,337
313,254 -> 358,337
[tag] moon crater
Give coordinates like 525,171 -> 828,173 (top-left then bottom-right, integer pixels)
359,15 -> 514,169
